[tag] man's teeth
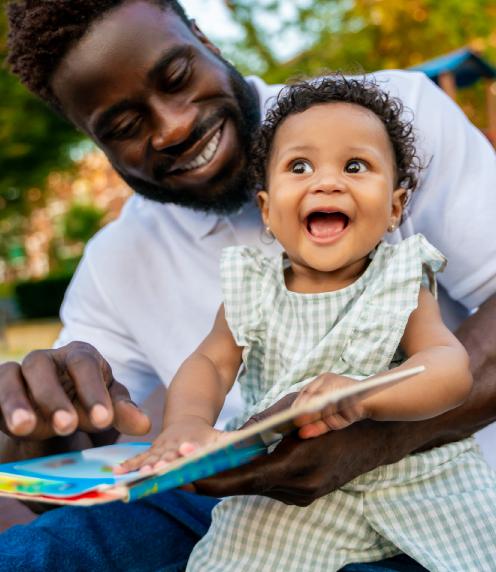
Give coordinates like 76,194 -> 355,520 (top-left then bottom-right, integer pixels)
181,129 -> 222,171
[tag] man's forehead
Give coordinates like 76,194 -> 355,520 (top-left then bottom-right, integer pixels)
52,1 -> 195,121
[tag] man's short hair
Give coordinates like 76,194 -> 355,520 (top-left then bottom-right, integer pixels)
7,0 -> 190,112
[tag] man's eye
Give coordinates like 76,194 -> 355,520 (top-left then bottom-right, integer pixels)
291,160 -> 313,174
345,159 -> 367,174
165,59 -> 192,91
109,117 -> 142,140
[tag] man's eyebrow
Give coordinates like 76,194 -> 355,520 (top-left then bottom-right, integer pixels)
147,45 -> 193,85
93,100 -> 137,139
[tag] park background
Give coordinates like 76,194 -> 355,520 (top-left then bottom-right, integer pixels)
0,0 -> 496,356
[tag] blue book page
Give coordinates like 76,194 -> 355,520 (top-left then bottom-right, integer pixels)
0,443 -> 149,498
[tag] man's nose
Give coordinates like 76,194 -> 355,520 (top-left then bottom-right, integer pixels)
149,96 -> 198,152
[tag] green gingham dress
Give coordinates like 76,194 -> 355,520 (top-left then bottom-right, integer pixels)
187,234 -> 496,572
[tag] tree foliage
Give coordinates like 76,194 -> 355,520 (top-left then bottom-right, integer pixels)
0,8 -> 84,221
221,0 -> 496,81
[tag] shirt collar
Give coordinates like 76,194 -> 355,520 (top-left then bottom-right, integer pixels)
164,202 -> 220,239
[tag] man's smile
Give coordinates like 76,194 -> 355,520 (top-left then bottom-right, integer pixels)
168,120 -> 224,174
158,118 -> 240,187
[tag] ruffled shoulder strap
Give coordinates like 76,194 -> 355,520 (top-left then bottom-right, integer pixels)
339,234 -> 446,376
220,246 -> 275,347
372,233 -> 446,296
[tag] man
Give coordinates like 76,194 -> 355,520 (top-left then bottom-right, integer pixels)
1,0 -> 495,570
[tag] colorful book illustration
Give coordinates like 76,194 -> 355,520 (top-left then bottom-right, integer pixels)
0,365 -> 424,506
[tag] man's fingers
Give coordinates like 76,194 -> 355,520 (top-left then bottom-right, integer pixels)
108,381 -> 151,436
0,362 -> 37,436
21,351 -> 78,436
54,343 -> 114,429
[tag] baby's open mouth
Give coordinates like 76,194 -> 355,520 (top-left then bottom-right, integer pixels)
306,211 -> 350,239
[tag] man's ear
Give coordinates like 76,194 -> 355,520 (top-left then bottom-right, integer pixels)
390,187 -> 407,229
189,19 -> 221,55
257,191 -> 270,227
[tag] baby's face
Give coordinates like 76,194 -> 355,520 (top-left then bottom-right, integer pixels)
258,102 -> 405,279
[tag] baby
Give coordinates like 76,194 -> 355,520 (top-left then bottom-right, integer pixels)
120,76 -> 496,571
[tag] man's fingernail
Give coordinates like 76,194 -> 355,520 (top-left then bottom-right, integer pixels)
10,409 -> 34,431
11,409 -> 34,429
91,404 -> 110,426
53,410 -> 75,432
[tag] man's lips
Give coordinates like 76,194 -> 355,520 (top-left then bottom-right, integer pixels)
303,209 -> 350,243
167,121 -> 224,175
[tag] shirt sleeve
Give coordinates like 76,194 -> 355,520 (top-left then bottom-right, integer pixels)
392,71 -> 496,310
54,241 -> 162,406
220,246 -> 268,348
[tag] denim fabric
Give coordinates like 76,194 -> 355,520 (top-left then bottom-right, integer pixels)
340,554 -> 428,572
0,490 -> 426,571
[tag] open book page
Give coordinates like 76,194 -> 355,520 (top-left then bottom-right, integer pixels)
0,365 -> 424,506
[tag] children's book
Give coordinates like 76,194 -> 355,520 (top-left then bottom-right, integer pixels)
0,366 -> 424,506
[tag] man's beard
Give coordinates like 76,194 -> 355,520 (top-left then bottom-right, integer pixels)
116,60 -> 261,215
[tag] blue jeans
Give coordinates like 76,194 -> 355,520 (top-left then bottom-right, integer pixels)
0,491 -> 427,571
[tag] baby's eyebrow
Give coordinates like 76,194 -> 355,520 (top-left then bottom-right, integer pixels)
274,144 -> 314,162
346,145 -> 380,156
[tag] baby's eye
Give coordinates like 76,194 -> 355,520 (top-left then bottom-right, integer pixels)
291,159 -> 313,174
345,159 -> 368,174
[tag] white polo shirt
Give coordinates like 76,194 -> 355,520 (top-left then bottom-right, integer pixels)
56,72 -> 496,459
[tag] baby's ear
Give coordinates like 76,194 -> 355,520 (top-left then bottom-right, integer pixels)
256,191 -> 270,226
391,187 -> 407,222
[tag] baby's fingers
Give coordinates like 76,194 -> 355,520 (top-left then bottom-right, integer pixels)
115,451 -> 152,474
293,411 -> 321,427
297,420 -> 329,439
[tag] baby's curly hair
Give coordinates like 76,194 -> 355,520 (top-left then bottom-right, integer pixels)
7,0 -> 190,113
251,75 -> 421,197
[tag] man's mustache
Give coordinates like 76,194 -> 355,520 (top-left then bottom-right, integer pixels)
152,109 -> 232,181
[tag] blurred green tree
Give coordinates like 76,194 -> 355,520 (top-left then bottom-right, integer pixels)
221,0 -> 496,126
222,0 -> 495,77
0,7 -> 85,257
62,203 -> 105,244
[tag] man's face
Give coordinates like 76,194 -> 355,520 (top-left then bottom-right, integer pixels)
51,1 -> 260,213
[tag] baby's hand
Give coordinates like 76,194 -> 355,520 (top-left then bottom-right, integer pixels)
293,373 -> 367,438
115,417 -> 224,474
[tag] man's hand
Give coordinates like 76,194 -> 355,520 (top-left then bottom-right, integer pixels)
0,342 -> 151,443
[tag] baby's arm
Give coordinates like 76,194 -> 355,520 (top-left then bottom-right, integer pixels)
294,287 -> 472,437
118,305 -> 242,472
364,286 -> 472,421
